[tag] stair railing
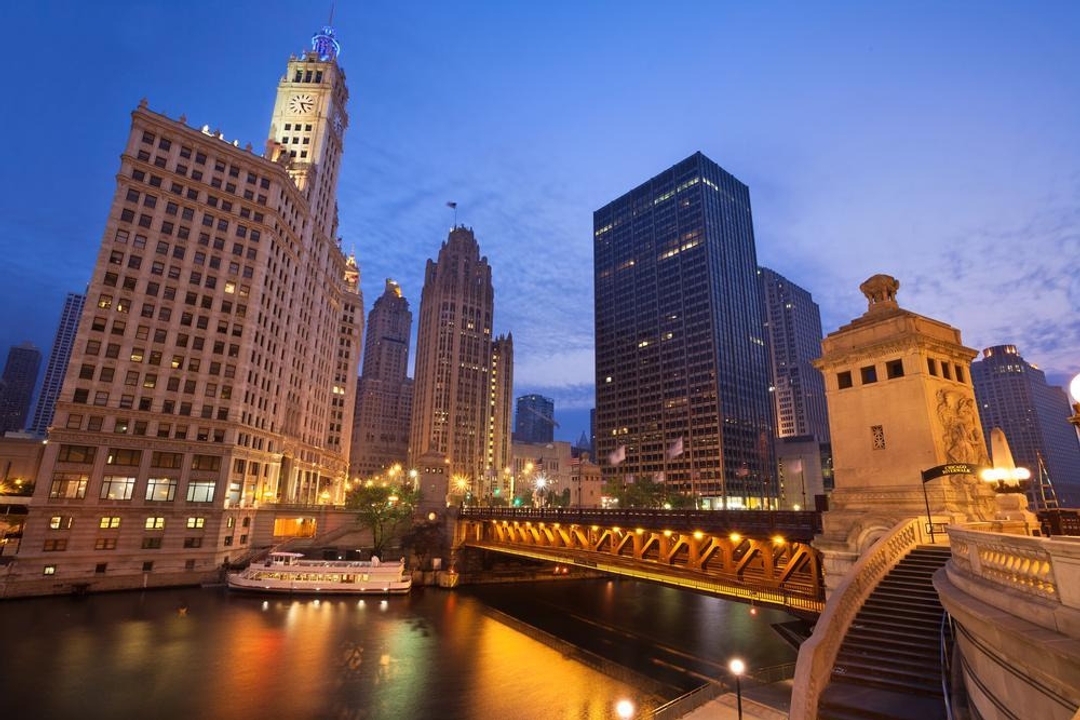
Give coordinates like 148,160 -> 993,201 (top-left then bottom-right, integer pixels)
941,611 -> 955,720
790,517 -> 923,720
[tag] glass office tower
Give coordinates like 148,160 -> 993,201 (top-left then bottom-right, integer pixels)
594,152 -> 776,508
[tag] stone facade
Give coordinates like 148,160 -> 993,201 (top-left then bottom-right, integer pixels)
350,279 -> 413,480
409,227 -> 513,489
7,27 -> 362,594
813,275 -> 997,592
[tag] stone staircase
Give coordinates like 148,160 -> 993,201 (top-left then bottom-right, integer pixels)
818,545 -> 952,720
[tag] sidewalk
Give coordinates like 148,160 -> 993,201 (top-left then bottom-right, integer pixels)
677,680 -> 792,720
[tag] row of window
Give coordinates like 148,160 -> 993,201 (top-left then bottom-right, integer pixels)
836,357 -> 967,390
140,130 -> 273,190
50,514 -> 211,530
49,474 -> 218,503
42,560 -> 178,576
43,533 -> 247,552
122,188 -> 265,242
133,151 -> 271,207
56,445 -> 222,470
114,228 -> 259,269
107,245 -> 255,285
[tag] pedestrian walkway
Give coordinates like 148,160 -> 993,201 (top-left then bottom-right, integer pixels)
678,680 -> 791,719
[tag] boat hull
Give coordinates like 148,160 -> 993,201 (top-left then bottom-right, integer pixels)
226,555 -> 412,596
226,574 -> 412,595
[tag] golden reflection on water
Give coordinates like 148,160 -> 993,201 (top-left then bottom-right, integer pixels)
8,585 -> 733,719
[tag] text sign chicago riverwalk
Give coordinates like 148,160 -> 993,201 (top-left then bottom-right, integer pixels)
921,463 -> 983,482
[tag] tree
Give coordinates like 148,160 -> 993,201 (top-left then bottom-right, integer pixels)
401,518 -> 446,570
603,474 -> 667,508
345,483 -> 418,558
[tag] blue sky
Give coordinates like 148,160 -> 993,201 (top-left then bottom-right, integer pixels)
0,1 -> 1078,443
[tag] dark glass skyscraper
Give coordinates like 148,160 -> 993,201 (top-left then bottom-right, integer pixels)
759,267 -> 829,442
0,342 -> 42,435
972,345 -> 1080,506
29,292 -> 86,437
593,152 -> 776,508
515,394 -> 555,444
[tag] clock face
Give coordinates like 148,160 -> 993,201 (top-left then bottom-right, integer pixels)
333,110 -> 346,136
288,94 -> 316,114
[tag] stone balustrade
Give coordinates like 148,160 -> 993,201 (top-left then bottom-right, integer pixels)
790,517 -> 927,720
946,526 -> 1080,635
939,526 -> 1080,719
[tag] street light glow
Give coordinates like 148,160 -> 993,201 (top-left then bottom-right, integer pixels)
615,699 -> 635,719
729,658 -> 746,675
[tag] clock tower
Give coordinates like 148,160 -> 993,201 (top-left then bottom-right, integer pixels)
267,25 -> 349,241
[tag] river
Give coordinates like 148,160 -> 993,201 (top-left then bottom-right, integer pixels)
0,578 -> 796,719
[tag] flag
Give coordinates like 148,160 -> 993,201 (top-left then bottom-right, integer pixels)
656,471 -> 665,484
788,459 -> 803,474
609,444 -> 626,466
446,201 -> 457,209
626,474 -> 635,485
667,436 -> 684,459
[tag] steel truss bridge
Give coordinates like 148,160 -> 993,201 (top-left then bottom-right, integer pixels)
455,507 -> 825,615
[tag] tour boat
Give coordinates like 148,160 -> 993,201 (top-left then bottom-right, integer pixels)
226,551 -> 412,595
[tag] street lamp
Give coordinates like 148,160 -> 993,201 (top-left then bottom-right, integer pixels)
535,474 -> 548,508
980,427 -> 1031,492
729,658 -> 745,720
615,699 -> 635,719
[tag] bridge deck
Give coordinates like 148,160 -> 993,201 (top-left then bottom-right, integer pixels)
456,507 -> 825,615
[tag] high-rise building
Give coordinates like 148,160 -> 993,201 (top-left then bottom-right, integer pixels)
488,333 -> 514,495
350,279 -> 413,480
760,267 -> 829,442
14,24 -> 362,589
972,345 -> 1080,506
0,343 -> 42,435
29,293 -> 86,437
409,227 -> 513,495
593,152 -> 776,508
514,394 -> 555,444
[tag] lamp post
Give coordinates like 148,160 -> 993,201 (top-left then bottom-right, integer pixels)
729,658 -> 745,720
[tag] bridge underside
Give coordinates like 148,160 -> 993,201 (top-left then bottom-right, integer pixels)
457,519 -> 824,615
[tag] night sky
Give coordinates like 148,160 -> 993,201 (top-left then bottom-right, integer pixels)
1,1 -> 1077,443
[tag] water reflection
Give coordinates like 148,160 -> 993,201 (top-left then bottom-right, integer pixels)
0,579 -> 794,719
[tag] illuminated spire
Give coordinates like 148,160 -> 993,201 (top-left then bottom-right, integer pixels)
311,22 -> 341,62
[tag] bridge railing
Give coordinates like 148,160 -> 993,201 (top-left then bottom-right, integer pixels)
790,516 -> 925,720
459,506 -> 822,540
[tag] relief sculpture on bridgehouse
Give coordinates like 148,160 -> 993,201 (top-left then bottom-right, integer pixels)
936,388 -> 989,466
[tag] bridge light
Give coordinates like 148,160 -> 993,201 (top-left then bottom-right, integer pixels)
591,525 -> 599,531
553,523 -> 560,529
635,528 -> 644,534
729,533 -> 742,543
693,531 -> 704,540
772,535 -> 786,545
612,526 -> 621,534
663,530 -> 672,537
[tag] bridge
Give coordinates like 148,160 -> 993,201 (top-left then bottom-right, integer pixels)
455,507 -> 826,615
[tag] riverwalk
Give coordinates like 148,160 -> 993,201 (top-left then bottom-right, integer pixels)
679,680 -> 792,719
